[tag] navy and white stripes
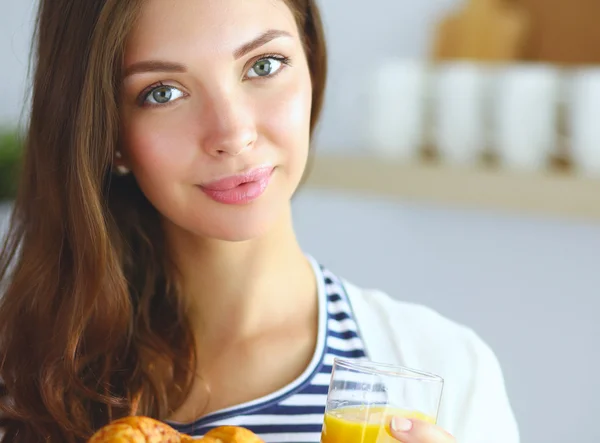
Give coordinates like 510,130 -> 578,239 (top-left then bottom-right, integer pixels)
168,264 -> 368,443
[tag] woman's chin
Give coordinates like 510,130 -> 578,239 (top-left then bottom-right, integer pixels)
206,221 -> 273,243
171,207 -> 286,243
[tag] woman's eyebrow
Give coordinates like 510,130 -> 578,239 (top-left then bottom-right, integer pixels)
233,29 -> 293,59
124,60 -> 187,78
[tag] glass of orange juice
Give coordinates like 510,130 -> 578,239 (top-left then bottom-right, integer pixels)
321,358 -> 443,443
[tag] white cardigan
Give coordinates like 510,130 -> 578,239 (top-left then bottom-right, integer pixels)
343,279 -> 520,443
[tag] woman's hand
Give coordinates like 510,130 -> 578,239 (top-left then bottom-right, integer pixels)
389,417 -> 456,443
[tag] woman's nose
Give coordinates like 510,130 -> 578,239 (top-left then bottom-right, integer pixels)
199,90 -> 258,157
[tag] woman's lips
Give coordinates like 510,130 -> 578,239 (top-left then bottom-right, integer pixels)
199,166 -> 274,205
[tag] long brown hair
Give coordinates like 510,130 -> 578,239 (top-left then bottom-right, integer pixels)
0,0 -> 327,441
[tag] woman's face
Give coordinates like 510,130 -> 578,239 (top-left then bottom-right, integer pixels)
120,0 -> 312,242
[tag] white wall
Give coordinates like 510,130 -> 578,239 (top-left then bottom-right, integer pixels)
0,1 -> 35,126
2,1 -> 600,443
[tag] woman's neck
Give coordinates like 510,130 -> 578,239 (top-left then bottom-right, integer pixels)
165,207 -> 316,347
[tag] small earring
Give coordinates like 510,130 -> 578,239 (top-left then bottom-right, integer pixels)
114,150 -> 131,175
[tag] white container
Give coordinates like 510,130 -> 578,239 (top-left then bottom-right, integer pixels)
567,68 -> 600,177
491,64 -> 561,171
364,59 -> 429,160
433,62 -> 489,166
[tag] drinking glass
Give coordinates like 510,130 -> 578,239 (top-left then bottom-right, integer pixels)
321,358 -> 444,443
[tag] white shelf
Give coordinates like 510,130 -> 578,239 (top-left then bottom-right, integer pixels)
303,155 -> 600,222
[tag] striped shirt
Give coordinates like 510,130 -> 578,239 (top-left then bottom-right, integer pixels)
168,260 -> 368,443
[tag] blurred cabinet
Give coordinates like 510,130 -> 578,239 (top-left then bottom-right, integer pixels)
433,0 -> 530,61
521,0 -> 600,65
433,0 -> 600,65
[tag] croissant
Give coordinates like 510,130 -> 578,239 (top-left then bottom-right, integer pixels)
87,416 -> 265,443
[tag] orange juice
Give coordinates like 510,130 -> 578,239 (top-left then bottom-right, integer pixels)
321,406 -> 436,443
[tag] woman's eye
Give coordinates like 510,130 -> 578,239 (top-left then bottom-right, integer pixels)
143,85 -> 185,106
247,57 -> 285,79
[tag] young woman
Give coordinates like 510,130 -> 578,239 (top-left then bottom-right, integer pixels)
0,0 -> 519,442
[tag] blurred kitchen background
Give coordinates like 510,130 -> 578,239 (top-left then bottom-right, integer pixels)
2,0 -> 600,442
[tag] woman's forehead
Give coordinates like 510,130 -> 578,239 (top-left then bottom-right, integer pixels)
125,0 -> 299,62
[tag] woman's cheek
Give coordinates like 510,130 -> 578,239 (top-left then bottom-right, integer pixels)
125,109 -> 200,179
258,76 -> 312,156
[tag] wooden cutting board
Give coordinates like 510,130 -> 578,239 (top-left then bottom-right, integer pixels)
432,0 -> 530,61
520,0 -> 600,64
